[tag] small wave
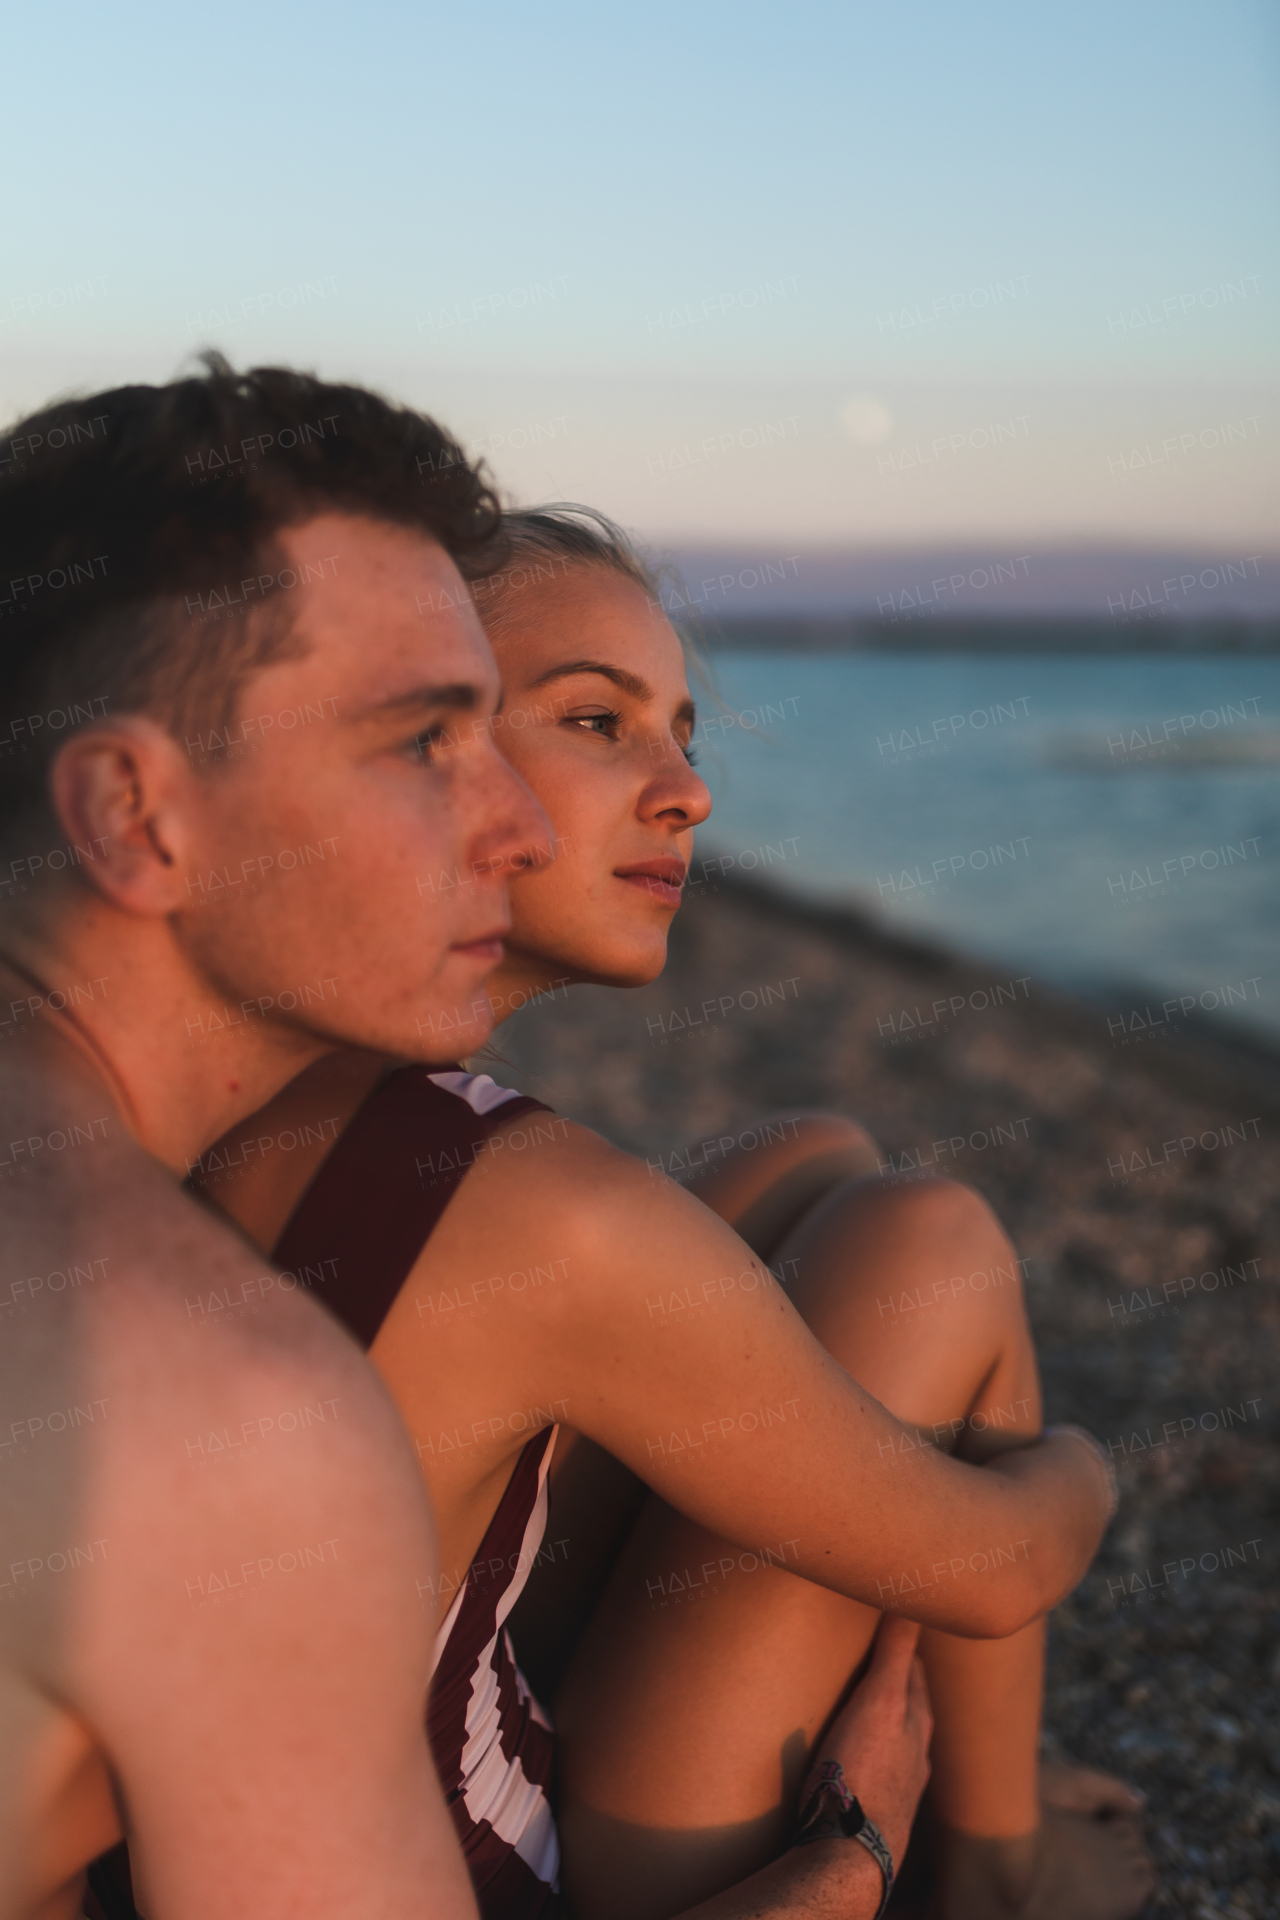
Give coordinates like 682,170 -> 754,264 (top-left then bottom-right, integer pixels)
1041,730 -> 1280,771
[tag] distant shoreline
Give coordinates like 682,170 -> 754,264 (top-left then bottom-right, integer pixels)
683,613 -> 1280,652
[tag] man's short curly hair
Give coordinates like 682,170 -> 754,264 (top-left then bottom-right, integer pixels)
0,352 -> 504,829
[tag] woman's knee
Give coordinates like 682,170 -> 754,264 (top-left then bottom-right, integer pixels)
785,1175 -> 1040,1432
746,1110 -> 882,1180
678,1111 -> 882,1256
788,1174 -> 1029,1334
871,1173 -> 1016,1267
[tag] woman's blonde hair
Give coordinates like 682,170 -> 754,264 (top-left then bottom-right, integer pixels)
475,501 -> 716,702
496,503 -> 657,591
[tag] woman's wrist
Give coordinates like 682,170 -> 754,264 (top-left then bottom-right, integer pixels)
792,1760 -> 895,1918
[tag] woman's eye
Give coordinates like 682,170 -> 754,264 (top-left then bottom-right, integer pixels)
682,744 -> 700,767
565,709 -> 622,739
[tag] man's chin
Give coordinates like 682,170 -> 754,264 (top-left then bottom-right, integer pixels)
405,1025 -> 495,1067
396,992 -> 496,1065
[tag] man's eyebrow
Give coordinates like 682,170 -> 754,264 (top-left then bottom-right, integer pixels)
528,660 -> 654,702
353,682 -> 482,720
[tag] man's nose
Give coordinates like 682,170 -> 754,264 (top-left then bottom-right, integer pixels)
472,746 -> 554,877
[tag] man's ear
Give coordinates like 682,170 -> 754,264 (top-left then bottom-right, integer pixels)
48,715 -> 200,917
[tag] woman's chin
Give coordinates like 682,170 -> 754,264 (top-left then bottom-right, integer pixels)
581,938 -> 671,990
490,935 -> 670,1003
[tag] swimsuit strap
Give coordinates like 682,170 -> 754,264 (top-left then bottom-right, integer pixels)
272,1063 -> 552,1349
83,1844 -> 135,1920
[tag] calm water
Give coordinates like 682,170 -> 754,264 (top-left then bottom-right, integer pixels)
692,652 -> 1280,1040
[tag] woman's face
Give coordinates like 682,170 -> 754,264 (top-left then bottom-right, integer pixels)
482,563 -> 712,1007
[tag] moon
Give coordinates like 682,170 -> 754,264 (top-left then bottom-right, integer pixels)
840,396 -> 894,445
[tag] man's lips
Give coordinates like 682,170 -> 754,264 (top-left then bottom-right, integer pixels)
614,859 -> 688,909
450,926 -> 508,961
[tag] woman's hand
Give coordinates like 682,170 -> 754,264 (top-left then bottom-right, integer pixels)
811,1614 -> 933,1873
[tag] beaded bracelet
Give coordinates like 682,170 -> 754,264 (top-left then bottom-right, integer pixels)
793,1759 -> 895,1918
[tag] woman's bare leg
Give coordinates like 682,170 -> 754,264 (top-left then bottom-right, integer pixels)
553,1122 -> 1153,1920
679,1117 -> 1148,1812
668,1109 -> 885,1270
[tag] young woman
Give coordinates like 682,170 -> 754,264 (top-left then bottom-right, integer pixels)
196,511 -> 1150,1920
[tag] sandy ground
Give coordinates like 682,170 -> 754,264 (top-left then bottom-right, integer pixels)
495,874 -> 1280,1920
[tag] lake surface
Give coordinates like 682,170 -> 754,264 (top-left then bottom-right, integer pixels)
692,652 -> 1280,1040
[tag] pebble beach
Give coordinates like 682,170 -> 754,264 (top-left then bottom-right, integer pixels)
496,873 -> 1280,1920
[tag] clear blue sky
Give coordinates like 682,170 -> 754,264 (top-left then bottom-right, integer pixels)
5,0 -> 1277,545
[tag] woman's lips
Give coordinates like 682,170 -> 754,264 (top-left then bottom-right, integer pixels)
614,860 -> 688,909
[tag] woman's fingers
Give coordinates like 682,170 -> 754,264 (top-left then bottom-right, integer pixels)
906,1654 -> 934,1740
867,1613 -> 922,1690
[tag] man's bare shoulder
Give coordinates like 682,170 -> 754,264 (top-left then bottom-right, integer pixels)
0,1139 -> 446,1920
0,1137 -> 426,1665
2,1133 -> 358,1390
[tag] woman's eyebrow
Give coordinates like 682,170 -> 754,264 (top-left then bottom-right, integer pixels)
527,660 -> 653,701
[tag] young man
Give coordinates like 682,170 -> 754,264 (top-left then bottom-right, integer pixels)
0,359 -> 548,1920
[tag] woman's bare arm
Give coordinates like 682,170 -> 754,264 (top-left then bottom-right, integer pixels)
451,1120 -> 1114,1639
